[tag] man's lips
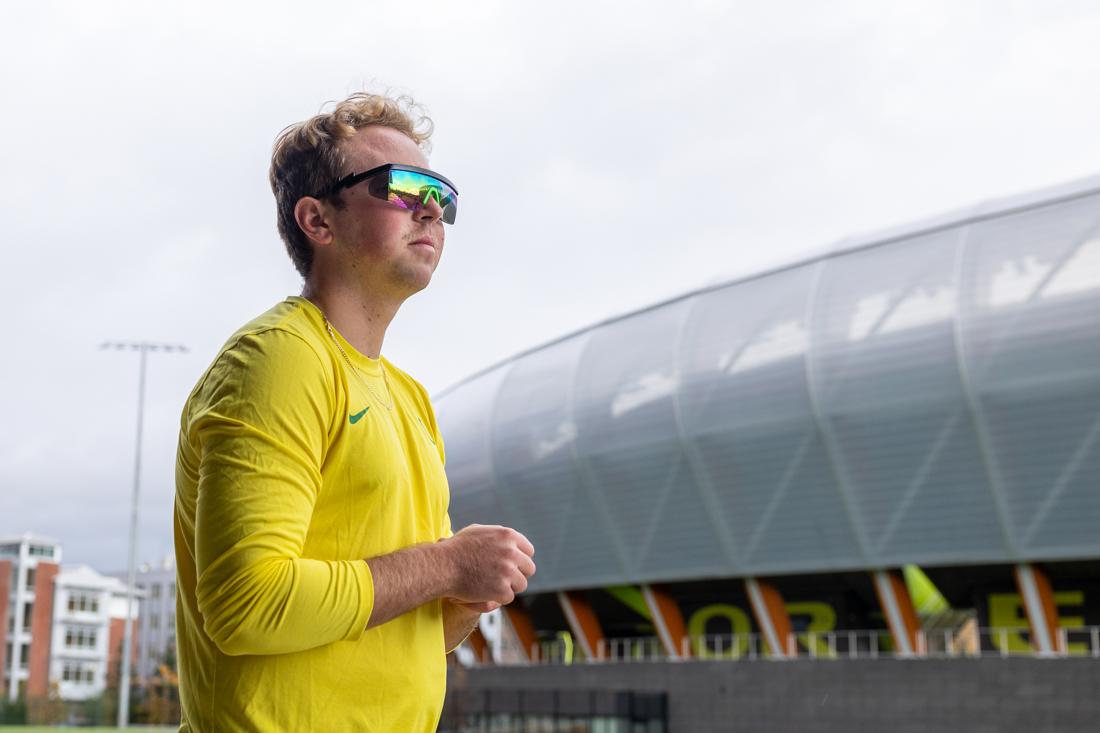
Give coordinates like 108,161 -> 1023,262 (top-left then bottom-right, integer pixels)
409,237 -> 436,251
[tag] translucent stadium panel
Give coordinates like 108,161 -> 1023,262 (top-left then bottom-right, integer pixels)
813,230 -> 1009,565
489,332 -> 628,591
679,263 -> 863,574
572,297 -> 733,583
960,192 -> 1100,555
435,365 -> 512,533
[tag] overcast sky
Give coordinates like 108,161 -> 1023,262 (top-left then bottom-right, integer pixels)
3,0 -> 1100,573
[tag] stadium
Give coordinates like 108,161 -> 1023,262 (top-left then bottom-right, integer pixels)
436,175 -> 1100,731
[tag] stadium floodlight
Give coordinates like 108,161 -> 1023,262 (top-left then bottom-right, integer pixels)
100,341 -> 188,729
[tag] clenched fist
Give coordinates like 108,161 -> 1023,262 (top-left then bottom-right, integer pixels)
439,524 -> 536,608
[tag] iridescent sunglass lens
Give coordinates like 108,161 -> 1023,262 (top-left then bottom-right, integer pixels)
388,170 -> 458,224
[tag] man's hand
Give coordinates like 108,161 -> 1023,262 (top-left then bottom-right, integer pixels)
362,524 -> 534,631
439,524 -> 536,607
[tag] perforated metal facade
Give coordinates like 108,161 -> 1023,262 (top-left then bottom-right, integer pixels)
436,176 -> 1100,593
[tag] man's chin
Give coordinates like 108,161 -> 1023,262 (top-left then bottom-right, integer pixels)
394,269 -> 434,298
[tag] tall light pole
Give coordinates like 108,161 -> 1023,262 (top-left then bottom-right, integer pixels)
101,341 -> 187,728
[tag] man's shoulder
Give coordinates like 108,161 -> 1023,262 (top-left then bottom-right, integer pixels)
220,297 -> 328,360
185,298 -> 334,414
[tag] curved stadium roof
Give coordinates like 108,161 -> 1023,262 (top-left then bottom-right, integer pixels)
436,175 -> 1100,594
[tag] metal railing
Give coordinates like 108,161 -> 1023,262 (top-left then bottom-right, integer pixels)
484,625 -> 1100,666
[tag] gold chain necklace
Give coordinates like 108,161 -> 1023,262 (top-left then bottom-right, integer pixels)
323,317 -> 394,411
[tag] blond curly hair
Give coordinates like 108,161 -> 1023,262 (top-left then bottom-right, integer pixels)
269,92 -> 434,277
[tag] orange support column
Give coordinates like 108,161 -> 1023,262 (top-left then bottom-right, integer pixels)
641,584 -> 691,659
503,604 -> 540,662
1014,563 -> 1063,655
871,569 -> 922,656
465,627 -> 491,664
557,591 -> 607,661
744,578 -> 797,658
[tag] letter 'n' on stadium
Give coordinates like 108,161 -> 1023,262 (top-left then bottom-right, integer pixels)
436,174 -> 1100,686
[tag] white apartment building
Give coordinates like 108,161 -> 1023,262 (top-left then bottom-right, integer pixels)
0,533 -> 62,701
50,565 -> 140,701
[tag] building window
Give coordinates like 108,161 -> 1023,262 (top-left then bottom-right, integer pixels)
67,591 -> 100,614
151,584 -> 161,599
150,614 -> 159,630
64,626 -> 98,650
19,644 -> 29,670
0,544 -> 18,557
28,545 -> 53,558
61,663 -> 95,685
25,567 -> 36,590
22,602 -> 32,631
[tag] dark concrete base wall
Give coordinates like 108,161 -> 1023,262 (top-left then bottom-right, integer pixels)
447,658 -> 1100,732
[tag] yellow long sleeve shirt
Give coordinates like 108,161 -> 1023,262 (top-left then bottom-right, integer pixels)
174,296 -> 452,732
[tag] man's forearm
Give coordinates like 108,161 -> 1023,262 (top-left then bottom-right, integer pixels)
365,542 -> 452,629
443,600 -> 482,652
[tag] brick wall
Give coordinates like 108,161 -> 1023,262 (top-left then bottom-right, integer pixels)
108,616 -> 139,685
25,561 -> 58,698
0,559 -> 10,689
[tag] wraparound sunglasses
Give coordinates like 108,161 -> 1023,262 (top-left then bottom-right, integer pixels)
317,163 -> 458,224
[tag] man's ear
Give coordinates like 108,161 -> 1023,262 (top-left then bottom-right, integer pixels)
294,197 -> 334,247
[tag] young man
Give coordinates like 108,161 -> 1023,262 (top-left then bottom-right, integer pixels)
173,92 -> 536,732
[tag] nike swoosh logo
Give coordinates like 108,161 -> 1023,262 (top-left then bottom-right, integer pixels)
349,406 -> 370,424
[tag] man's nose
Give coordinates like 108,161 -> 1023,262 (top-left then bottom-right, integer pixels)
416,196 -> 445,223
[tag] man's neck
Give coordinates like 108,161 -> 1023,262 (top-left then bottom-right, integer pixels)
301,281 -> 402,359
